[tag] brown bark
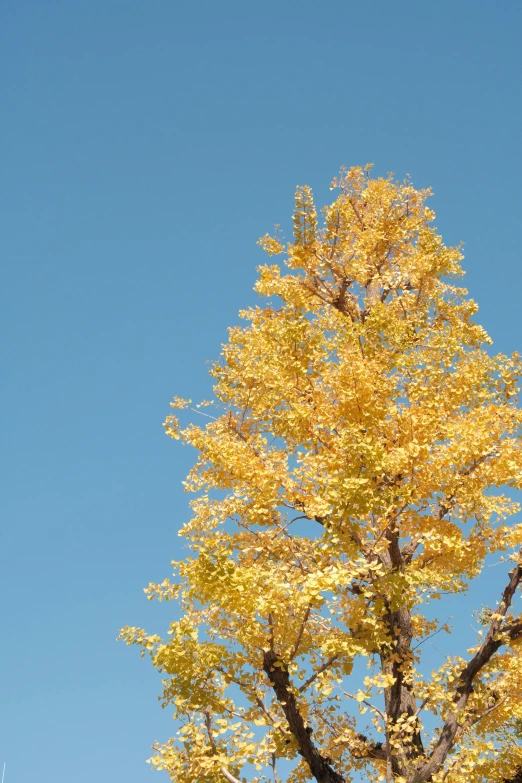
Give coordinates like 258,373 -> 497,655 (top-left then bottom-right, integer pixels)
262,649 -> 345,783
379,526 -> 425,776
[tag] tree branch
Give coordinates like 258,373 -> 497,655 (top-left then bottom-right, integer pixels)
341,689 -> 386,723
290,603 -> 312,660
410,556 -> 522,783
349,197 -> 366,230
214,666 -> 282,730
351,733 -> 387,761
202,709 -> 244,783
263,650 -> 345,783
298,655 -> 339,693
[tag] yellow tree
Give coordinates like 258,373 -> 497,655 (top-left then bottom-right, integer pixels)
121,166 -> 522,783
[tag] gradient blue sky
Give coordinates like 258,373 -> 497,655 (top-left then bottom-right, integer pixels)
1,2 -> 522,781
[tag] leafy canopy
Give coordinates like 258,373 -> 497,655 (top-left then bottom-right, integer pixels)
121,166 -> 522,783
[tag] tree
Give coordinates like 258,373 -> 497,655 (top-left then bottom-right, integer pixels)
120,166 -> 522,783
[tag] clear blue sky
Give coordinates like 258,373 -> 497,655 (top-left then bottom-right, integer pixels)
1,2 -> 521,781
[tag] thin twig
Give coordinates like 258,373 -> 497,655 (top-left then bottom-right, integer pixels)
341,689 -> 386,722
289,603 -> 311,660
429,642 -> 451,661
202,709 -> 243,783
189,406 -> 219,421
467,695 -> 509,729
413,617 -> 453,651
298,654 -> 339,692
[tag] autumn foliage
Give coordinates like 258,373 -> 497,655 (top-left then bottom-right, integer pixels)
121,166 -> 522,783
